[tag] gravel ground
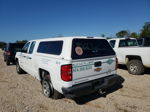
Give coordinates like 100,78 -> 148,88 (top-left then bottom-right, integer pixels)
0,49 -> 150,112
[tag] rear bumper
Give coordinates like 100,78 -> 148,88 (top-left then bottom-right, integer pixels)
62,74 -> 119,98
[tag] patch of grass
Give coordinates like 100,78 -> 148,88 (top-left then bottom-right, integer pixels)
114,103 -> 130,112
38,104 -> 48,111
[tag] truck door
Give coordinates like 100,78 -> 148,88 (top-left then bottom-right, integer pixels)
20,42 -> 31,71
25,41 -> 36,77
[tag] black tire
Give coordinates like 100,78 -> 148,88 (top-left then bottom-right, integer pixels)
42,73 -> 62,99
12,61 -> 16,65
127,60 -> 145,75
16,60 -> 24,74
6,60 -> 10,66
4,57 -> 6,62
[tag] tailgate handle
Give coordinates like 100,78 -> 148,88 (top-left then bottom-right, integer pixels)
23,55 -> 26,58
94,61 -> 102,67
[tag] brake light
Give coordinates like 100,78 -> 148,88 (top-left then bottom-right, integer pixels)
116,57 -> 118,70
61,64 -> 72,81
7,51 -> 11,56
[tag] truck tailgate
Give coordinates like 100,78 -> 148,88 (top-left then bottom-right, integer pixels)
72,56 -> 116,80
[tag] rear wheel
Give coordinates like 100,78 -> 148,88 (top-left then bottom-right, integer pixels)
42,72 -> 62,99
16,60 -> 24,74
127,60 -> 145,75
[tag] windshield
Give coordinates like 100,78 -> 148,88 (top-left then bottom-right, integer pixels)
72,39 -> 115,59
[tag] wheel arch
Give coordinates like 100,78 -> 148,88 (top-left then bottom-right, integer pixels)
39,68 -> 51,84
125,55 -> 142,64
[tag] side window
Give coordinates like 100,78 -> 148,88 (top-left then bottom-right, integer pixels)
29,41 -> 36,54
137,39 -> 143,46
22,42 -> 30,53
119,40 -> 126,47
119,39 -> 137,47
109,40 -> 116,48
37,41 -> 63,55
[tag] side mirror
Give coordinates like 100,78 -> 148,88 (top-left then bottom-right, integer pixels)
21,49 -> 27,53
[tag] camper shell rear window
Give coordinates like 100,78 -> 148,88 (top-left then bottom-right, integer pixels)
72,39 -> 115,59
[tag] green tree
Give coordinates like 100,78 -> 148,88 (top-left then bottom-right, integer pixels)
140,22 -> 150,38
101,34 -> 105,37
0,41 -> 6,49
130,32 -> 139,38
116,30 -> 129,38
16,40 -> 28,43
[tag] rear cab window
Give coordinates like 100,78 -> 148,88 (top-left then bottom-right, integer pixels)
119,39 -> 138,47
144,38 -> 150,46
72,39 -> 115,59
37,41 -> 63,55
137,38 -> 143,46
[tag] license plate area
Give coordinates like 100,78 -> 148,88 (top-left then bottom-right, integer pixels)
94,61 -> 102,67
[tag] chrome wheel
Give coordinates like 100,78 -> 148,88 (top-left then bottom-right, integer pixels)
42,80 -> 53,97
127,60 -> 145,75
130,64 -> 138,74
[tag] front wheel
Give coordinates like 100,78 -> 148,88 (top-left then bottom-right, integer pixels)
127,60 -> 145,75
42,75 -> 62,99
16,61 -> 24,74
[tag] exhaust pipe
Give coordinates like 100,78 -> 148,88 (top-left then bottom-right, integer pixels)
98,89 -> 106,95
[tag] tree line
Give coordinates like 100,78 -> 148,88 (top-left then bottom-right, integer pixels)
0,22 -> 150,49
115,22 -> 150,38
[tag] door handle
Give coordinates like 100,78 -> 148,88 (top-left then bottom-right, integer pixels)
28,57 -> 32,59
27,57 -> 32,59
23,56 -> 26,58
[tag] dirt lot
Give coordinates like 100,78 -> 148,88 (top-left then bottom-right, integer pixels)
0,50 -> 150,112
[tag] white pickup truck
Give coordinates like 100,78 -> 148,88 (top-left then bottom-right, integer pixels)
108,38 -> 150,75
15,36 -> 119,99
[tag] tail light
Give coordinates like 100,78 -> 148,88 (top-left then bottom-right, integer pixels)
116,57 -> 118,70
61,64 -> 72,81
7,51 -> 11,56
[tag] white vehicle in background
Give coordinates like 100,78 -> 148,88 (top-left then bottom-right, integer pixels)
108,38 -> 150,75
15,36 -> 119,99
136,37 -> 150,47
